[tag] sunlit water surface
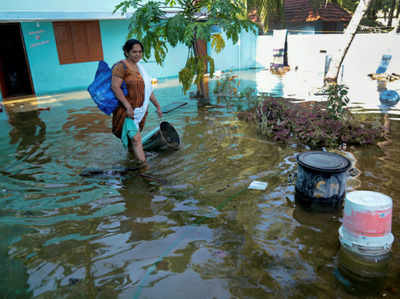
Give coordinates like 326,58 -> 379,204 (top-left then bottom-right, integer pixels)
1,69 -> 399,298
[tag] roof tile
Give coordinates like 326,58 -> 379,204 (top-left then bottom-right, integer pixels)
284,0 -> 351,23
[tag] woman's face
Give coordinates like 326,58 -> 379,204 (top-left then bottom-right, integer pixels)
126,44 -> 143,63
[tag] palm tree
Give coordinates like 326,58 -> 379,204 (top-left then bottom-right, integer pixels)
245,0 -> 356,33
245,0 -> 285,32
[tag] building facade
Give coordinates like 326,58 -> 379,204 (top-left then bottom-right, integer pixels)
0,0 -> 257,100
283,0 -> 352,34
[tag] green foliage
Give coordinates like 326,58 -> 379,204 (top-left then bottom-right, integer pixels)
166,15 -> 188,47
246,0 -> 285,32
326,84 -> 350,120
213,73 -> 239,96
340,0 -> 359,12
115,0 -> 257,95
210,33 -> 225,53
179,54 -> 215,92
246,0 -> 357,33
213,72 -> 260,111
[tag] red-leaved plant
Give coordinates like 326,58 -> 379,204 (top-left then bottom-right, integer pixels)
238,97 -> 383,149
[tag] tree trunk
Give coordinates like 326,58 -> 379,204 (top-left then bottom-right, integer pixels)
388,0 -> 396,27
390,14 -> 400,33
193,39 -> 209,99
325,0 -> 372,83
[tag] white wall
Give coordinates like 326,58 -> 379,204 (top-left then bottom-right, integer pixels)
256,36 -> 274,69
256,33 -> 400,109
257,33 -> 400,77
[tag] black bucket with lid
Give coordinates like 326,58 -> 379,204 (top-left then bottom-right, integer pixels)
295,151 -> 351,211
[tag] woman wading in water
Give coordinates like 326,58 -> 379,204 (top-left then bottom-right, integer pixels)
111,39 -> 162,167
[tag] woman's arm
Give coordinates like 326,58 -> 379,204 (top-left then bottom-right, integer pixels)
111,76 -> 134,118
150,92 -> 162,118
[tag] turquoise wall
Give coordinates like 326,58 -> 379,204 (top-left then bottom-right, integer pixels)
21,22 -> 99,95
100,20 -> 188,80
0,1 -> 258,97
0,0 -> 122,12
210,30 -> 257,72
20,19 -> 256,96
21,20 -> 191,95
16,19 -> 257,96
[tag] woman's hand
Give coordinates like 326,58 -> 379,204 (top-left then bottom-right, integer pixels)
156,107 -> 163,119
112,75 -> 133,118
150,93 -> 162,119
126,105 -> 134,119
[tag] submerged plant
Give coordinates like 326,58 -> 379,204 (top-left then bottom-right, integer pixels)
214,74 -> 260,111
213,72 -> 239,98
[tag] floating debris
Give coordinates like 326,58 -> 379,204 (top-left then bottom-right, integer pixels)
248,181 -> 268,190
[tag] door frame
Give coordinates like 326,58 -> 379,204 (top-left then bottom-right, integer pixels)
0,22 -> 35,99
0,55 -> 7,98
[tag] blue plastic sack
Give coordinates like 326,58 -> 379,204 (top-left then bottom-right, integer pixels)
88,61 -> 128,115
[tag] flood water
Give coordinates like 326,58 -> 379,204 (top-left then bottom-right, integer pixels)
0,70 -> 399,298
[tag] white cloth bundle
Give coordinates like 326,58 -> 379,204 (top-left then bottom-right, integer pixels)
134,62 -> 153,126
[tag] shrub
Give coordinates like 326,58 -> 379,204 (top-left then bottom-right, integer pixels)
239,97 -> 383,149
214,75 -> 383,149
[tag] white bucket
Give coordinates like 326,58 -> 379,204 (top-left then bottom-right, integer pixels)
339,191 -> 394,256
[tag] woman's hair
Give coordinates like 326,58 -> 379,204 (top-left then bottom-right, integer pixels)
123,39 -> 144,57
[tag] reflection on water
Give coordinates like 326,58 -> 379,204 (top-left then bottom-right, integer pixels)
8,110 -> 46,157
336,247 -> 391,296
0,70 -> 399,298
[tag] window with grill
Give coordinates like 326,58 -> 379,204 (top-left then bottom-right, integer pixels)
53,21 -> 103,65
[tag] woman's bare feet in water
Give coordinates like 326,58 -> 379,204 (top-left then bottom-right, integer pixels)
138,160 -> 149,172
127,150 -> 149,171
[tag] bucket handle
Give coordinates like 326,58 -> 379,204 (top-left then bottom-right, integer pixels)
288,172 -> 297,184
347,167 -> 359,177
